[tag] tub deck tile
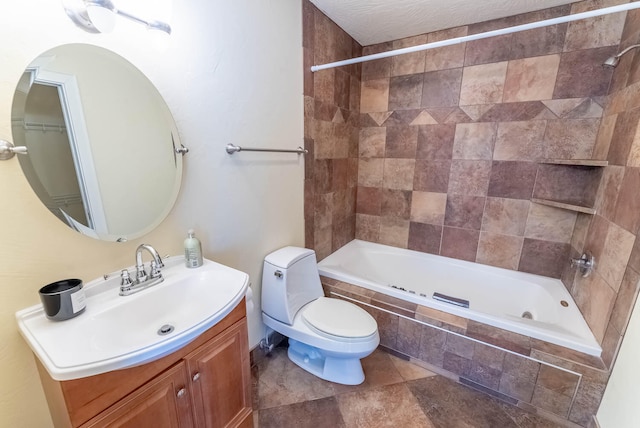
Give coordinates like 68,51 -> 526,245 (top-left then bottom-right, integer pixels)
467,320 -> 532,356
372,292 -> 418,318
415,304 -> 468,332
529,341 -> 606,370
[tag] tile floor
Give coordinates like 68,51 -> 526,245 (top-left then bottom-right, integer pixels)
252,345 -> 569,428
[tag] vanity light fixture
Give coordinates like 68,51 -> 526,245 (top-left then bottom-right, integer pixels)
63,0 -> 171,35
603,44 -> 640,68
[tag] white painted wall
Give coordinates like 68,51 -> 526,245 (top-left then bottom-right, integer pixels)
0,1 -> 303,426
597,300 -> 640,427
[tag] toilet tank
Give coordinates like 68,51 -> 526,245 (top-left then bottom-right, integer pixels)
262,247 -> 324,325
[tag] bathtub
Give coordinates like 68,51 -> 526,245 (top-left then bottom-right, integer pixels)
317,240 -> 601,356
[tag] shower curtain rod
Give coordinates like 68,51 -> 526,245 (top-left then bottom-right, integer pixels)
311,2 -> 640,72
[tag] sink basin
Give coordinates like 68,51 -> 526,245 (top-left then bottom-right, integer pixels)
16,256 -> 249,381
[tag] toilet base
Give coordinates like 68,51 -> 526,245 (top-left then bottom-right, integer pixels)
287,339 -> 365,385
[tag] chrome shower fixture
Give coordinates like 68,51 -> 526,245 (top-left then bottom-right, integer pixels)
603,44 -> 640,68
63,0 -> 171,35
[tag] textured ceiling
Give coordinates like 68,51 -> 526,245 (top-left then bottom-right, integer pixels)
309,0 -> 577,46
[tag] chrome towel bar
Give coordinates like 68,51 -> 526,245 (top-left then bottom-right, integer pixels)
225,143 -> 307,155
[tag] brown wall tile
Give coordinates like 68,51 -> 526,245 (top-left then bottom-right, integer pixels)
448,160 -> 492,196
389,74 -> 424,110
488,161 -> 537,199
381,189 -> 412,220
425,27 -> 467,72
613,166 -> 640,233
391,35 -> 427,77
553,47 -> 616,99
607,110 -> 640,165
445,195 -> 485,230
413,160 -> 451,193
359,127 -> 386,157
511,24 -> 567,59
598,222 -> 635,291
563,8 -> 625,51
452,122 -> 497,160
356,186 -> 382,215
477,232 -> 523,270
356,213 -> 380,241
493,120 -> 546,161
417,124 -> 455,159
519,238 -> 570,278
481,197 -> 529,236
543,118 -> 600,159
524,204 -> 577,243
385,126 -> 418,158
464,35 -> 512,66
459,62 -> 508,105
503,55 -> 560,102
383,159 -> 416,190
408,222 -> 442,254
421,68 -> 463,107
379,217 -> 409,248
410,191 -> 447,225
361,78 -> 390,113
573,271 -> 617,342
440,227 -> 479,261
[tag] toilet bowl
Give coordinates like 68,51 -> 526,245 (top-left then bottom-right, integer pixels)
262,247 -> 379,385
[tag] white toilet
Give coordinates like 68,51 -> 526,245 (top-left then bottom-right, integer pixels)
261,246 -> 379,385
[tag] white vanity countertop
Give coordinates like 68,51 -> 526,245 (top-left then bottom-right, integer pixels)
16,256 -> 249,381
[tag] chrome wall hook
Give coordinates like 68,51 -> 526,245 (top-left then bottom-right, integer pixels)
0,140 -> 28,160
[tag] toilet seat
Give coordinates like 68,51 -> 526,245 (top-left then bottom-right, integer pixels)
302,297 -> 377,339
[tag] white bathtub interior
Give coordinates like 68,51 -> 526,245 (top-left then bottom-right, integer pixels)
317,240 -> 602,357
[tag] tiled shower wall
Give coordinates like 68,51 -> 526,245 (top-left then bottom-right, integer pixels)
302,1 -> 640,426
354,1 -> 624,280
567,4 -> 640,371
303,1 -> 361,260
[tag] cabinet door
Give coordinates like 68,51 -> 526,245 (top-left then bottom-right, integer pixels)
81,362 -> 194,428
187,319 -> 252,428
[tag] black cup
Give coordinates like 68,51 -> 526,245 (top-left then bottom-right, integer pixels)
39,279 -> 86,321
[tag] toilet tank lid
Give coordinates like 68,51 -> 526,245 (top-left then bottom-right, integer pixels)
264,246 -> 316,268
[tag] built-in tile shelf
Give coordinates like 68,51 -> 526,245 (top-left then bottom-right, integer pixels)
531,198 -> 596,214
532,160 -> 607,214
540,159 -> 609,167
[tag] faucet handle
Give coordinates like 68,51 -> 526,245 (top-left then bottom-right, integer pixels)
149,260 -> 163,279
120,269 -> 133,286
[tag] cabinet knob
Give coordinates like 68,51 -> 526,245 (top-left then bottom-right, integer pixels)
192,372 -> 201,382
177,388 -> 187,398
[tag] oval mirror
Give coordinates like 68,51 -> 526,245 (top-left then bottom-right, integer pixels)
11,44 -> 182,242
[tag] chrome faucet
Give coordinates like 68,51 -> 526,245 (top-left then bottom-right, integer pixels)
120,244 -> 165,296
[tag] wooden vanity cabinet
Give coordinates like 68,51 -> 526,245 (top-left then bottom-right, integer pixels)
38,300 -> 252,428
81,362 -> 194,428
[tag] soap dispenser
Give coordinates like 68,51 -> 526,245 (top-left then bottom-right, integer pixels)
184,229 -> 203,268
